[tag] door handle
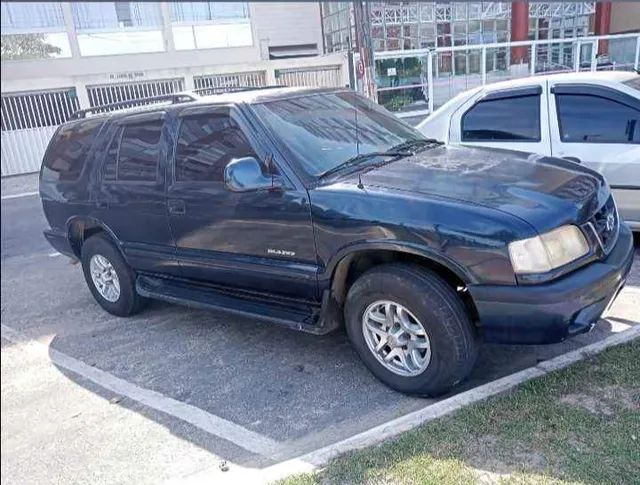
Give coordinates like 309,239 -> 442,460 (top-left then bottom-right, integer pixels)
167,199 -> 186,215
562,157 -> 581,164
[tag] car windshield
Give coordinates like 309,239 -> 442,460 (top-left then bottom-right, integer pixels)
252,91 -> 425,178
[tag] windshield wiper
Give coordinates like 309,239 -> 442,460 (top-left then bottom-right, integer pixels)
318,151 -> 410,180
389,138 -> 443,153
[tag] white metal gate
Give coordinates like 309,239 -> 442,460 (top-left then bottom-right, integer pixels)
194,71 -> 267,95
86,78 -> 185,112
1,88 -> 80,176
275,66 -> 343,87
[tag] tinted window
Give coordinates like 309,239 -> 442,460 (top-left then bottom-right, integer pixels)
43,119 -> 103,181
252,92 -> 422,178
102,127 -> 121,181
117,120 -> 163,181
175,113 -> 256,182
556,94 -> 640,144
462,95 -> 541,142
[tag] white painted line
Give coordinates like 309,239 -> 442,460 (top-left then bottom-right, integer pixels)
48,252 -> 61,258
0,324 -> 280,459
4,320 -> 638,485
1,191 -> 39,200
255,324 -> 640,482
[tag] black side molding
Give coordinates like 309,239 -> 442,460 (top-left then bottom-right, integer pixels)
550,83 -> 640,110
481,85 -> 542,102
136,274 -> 340,335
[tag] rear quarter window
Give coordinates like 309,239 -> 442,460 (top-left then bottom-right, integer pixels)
42,118 -> 104,182
461,94 -> 541,142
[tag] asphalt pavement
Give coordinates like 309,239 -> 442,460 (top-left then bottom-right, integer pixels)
2,190 -> 638,485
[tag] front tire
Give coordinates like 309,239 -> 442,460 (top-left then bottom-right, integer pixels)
81,234 -> 146,317
344,263 -> 478,396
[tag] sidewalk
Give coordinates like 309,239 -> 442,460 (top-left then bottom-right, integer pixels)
1,173 -> 39,199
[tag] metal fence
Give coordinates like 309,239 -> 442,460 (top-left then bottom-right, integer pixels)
86,78 -> 185,112
370,32 -> 640,117
1,88 -> 79,176
193,71 -> 267,95
274,65 -> 344,87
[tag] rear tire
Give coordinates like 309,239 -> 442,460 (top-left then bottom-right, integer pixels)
344,263 -> 478,396
81,234 -> 146,317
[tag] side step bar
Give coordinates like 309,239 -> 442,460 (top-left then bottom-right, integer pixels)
136,275 -> 335,335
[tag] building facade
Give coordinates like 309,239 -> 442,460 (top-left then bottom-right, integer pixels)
1,2 -> 637,176
321,2 -> 606,54
321,2 -> 637,114
1,1 -> 349,176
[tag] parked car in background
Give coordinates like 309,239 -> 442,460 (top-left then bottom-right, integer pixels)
417,72 -> 640,231
40,87 -> 634,396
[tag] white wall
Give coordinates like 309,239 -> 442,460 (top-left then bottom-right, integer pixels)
0,2 -> 324,90
252,2 -> 323,50
0,53 -> 348,94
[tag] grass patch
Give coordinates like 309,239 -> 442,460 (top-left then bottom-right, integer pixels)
279,341 -> 640,485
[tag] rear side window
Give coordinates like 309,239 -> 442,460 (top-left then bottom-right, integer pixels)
101,119 -> 163,182
43,119 -> 103,181
462,94 -> 541,142
556,94 -> 640,144
175,113 -> 256,182
118,121 -> 163,181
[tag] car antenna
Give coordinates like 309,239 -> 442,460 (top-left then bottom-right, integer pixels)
266,153 -> 275,187
355,93 -> 365,190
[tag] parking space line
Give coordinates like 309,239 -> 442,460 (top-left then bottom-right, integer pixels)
4,319 -> 638,484
165,324 -> 640,485
254,324 -> 640,482
1,191 -> 39,200
0,323 -> 280,459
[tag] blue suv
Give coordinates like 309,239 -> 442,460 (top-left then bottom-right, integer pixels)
40,88 -> 634,396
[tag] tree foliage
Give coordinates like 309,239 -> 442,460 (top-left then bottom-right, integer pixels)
1,33 -> 62,61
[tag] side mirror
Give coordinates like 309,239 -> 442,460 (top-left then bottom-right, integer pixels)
224,157 -> 283,193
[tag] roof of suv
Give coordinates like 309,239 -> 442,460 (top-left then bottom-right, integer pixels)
76,86 -> 343,122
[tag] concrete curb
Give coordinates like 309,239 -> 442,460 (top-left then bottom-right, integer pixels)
1,191 -> 38,200
257,325 -> 640,483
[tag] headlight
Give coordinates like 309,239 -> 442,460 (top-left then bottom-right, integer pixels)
508,225 -> 589,274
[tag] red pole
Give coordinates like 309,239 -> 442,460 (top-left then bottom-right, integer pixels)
595,1 -> 612,55
510,1 -> 529,64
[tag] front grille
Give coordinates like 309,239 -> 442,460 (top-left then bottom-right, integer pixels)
590,195 -> 619,254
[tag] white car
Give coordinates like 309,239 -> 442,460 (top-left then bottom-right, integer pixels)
417,72 -> 640,230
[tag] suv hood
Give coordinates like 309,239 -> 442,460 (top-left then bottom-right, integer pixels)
343,145 -> 606,233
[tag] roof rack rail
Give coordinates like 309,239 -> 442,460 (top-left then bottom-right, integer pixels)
192,85 -> 287,96
70,93 -> 199,120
